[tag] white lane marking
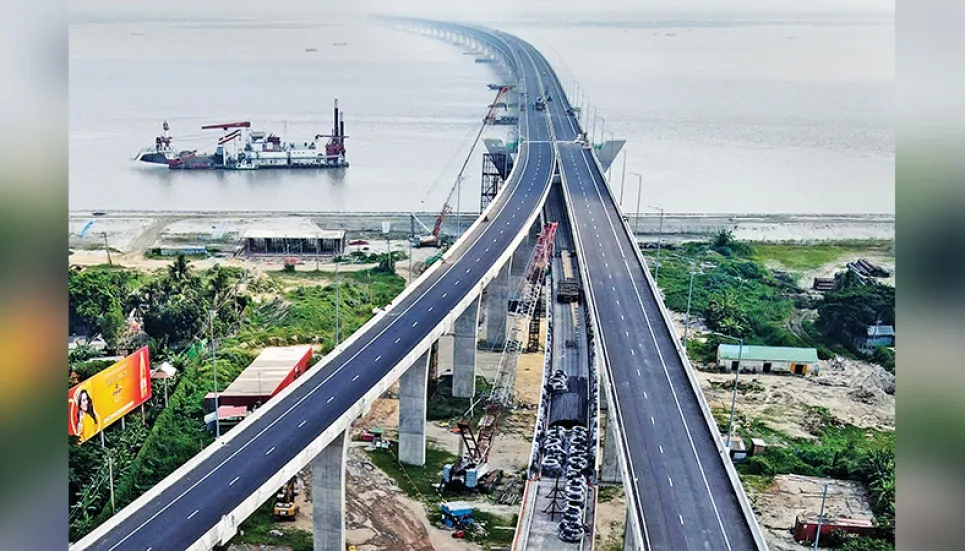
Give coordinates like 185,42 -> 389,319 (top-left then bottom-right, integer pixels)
625,331 -> 629,337
265,447 -> 275,455
352,374 -> 360,382
636,369 -> 641,376
187,510 -> 199,520
412,321 -> 418,327
229,476 -> 240,486
454,280 -> 460,286
571,146 -> 734,551
442,293 -> 448,298
631,349 -> 635,356
428,306 -> 434,312
651,416 -> 655,425
395,337 -> 401,344
679,514 -> 684,525
105,48 -> 551,551
644,392 -> 649,399
485,247 -> 490,252
326,396 -> 334,404
374,355 -> 382,362
620,314 -> 624,320
659,445 -> 664,454
466,268 -> 471,273
609,274 -> 612,279
298,420 -> 307,428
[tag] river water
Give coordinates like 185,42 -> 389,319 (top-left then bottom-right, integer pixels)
69,9 -> 893,214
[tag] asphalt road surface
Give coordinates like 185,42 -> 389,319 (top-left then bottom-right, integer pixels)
510,35 -> 760,550
74,30 -> 557,551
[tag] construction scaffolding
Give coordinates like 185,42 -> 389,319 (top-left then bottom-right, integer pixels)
481,152 -> 509,211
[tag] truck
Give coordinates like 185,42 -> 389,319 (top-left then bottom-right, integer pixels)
535,96 -> 546,111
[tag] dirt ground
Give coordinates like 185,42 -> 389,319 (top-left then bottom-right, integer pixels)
668,312 -> 895,438
284,443 -> 477,551
751,474 -> 875,551
593,489 -> 628,551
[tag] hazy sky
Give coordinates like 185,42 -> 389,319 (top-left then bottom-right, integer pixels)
71,0 -> 895,25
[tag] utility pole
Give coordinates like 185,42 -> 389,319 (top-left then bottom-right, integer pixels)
650,205 -> 665,284
102,232 -> 113,266
335,259 -> 341,346
108,454 -> 116,514
684,263 -> 696,348
620,148 -> 628,206
813,482 -> 829,550
630,172 -> 643,234
726,337 -> 743,449
210,309 -> 220,439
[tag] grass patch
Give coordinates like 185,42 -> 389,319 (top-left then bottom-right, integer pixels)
751,240 -> 893,272
739,473 -> 774,494
426,376 -> 492,423
364,444 -> 456,503
219,499 -> 313,551
596,484 -> 624,503
470,510 -> 518,546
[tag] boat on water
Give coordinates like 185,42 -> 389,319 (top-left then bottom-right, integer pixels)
134,99 -> 349,170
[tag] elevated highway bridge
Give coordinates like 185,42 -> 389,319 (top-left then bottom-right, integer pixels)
71,18 -> 767,551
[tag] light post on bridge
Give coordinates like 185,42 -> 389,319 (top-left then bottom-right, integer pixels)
649,205 -> 665,284
710,332 -> 744,450
683,261 -> 704,349
629,172 -> 643,235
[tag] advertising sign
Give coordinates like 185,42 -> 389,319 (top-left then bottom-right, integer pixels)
68,346 -> 152,443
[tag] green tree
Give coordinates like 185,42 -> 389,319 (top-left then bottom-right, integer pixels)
704,291 -> 749,336
817,271 -> 895,349
69,267 -> 138,346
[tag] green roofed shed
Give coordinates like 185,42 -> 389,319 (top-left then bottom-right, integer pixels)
716,344 -> 819,375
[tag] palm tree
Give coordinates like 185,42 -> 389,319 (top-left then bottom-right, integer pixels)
168,254 -> 191,284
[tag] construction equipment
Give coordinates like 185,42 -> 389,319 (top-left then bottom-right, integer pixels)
272,478 -> 299,520
441,224 -> 559,494
414,86 -> 512,248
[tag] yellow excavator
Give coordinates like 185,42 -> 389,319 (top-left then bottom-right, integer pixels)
272,478 -> 299,520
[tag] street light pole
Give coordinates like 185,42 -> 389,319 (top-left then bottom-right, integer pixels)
630,172 -> 643,234
684,263 -> 696,348
726,337 -> 743,449
335,258 -> 341,346
209,309 -> 220,439
650,205 -> 665,284
813,482 -> 829,550
620,148 -> 627,206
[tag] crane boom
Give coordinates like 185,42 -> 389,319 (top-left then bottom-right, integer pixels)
431,86 -> 512,238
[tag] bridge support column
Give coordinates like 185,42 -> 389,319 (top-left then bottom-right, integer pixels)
623,510 -> 638,551
601,408 -> 621,483
484,259 -> 512,349
453,296 -> 481,398
312,429 -> 348,551
399,349 -> 430,465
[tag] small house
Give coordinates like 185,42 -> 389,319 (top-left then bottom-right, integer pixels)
862,324 -> 895,350
716,344 -> 819,375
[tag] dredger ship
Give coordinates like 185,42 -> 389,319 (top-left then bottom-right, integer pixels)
134,99 -> 348,170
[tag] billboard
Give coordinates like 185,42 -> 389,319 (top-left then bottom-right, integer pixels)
68,346 -> 152,444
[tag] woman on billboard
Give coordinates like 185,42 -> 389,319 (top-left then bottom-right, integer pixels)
69,387 -> 100,442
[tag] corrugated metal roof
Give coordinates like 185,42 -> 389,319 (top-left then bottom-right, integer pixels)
867,325 -> 895,337
718,344 -> 818,363
243,228 -> 345,240
221,345 -> 314,397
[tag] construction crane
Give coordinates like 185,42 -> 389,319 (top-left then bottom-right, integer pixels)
413,86 -> 512,248
441,223 -> 558,493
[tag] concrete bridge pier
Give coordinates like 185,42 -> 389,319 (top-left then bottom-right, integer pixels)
484,259 -> 512,349
399,349 -> 431,465
453,295 -> 481,398
312,429 -> 348,551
